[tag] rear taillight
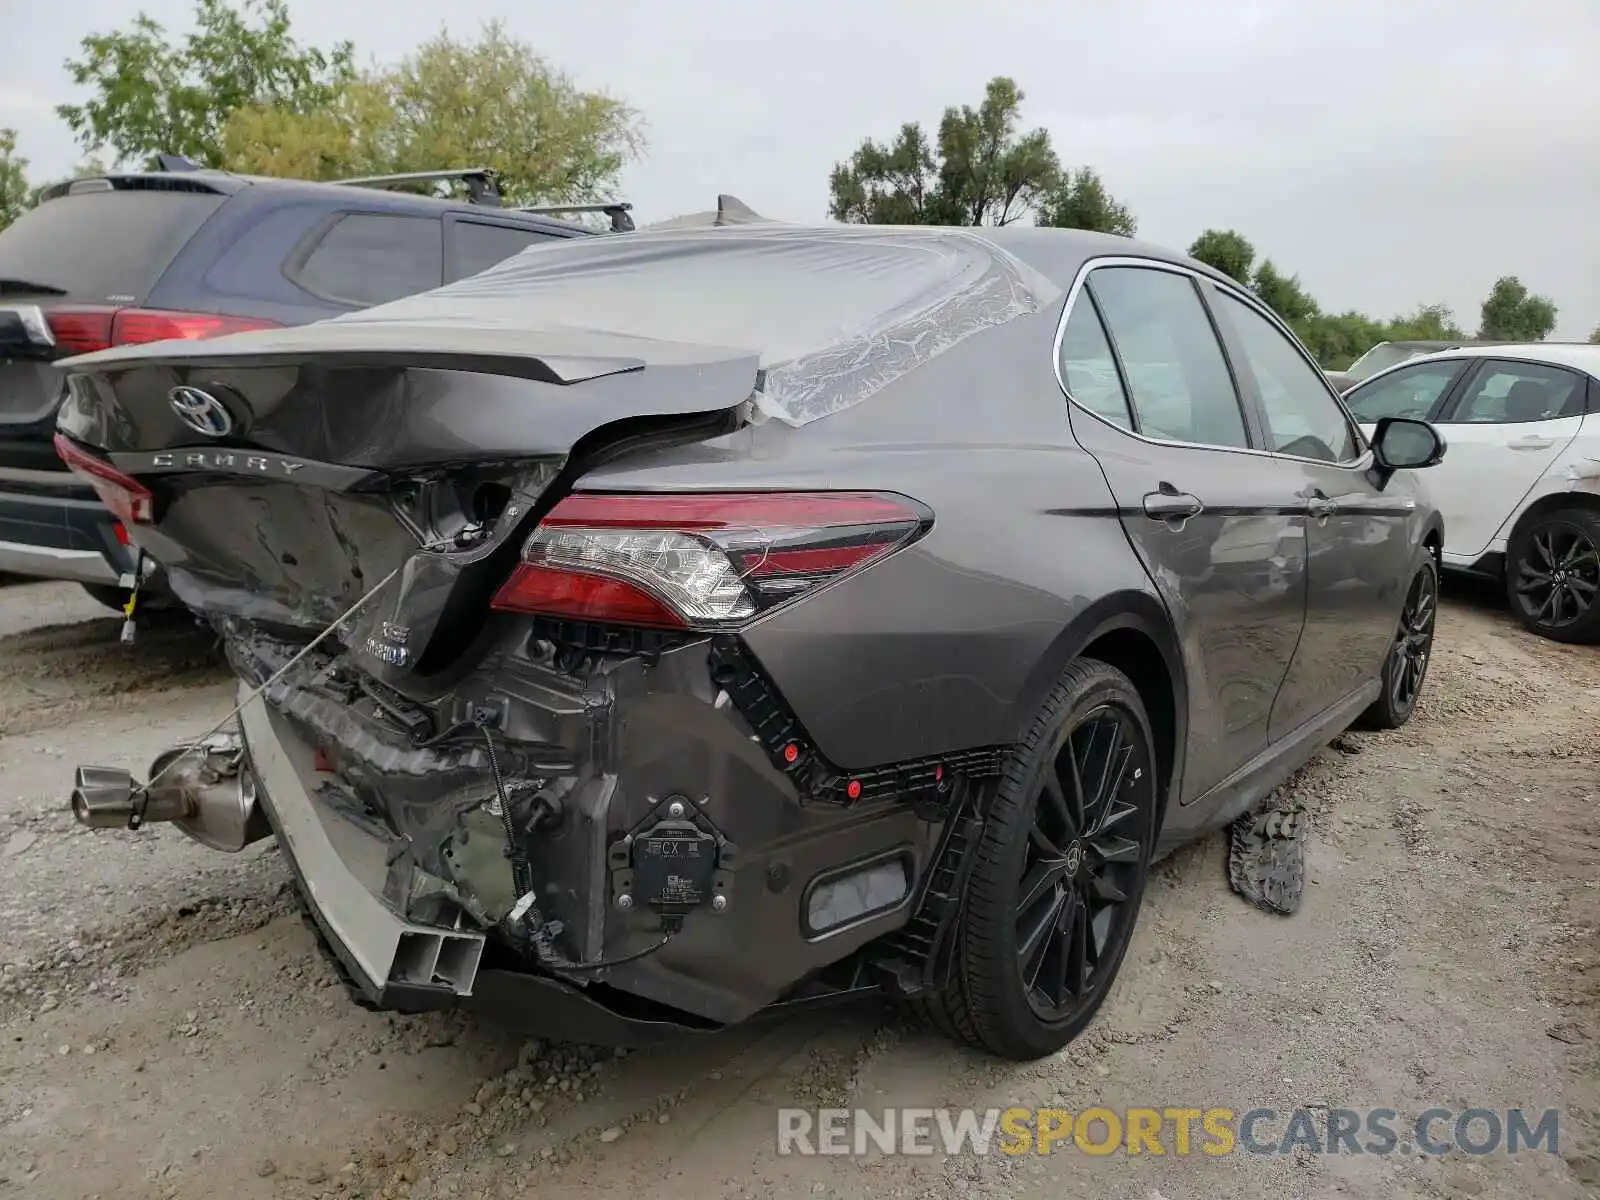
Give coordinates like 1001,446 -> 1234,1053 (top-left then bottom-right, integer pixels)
491,491 -> 929,629
46,306 -> 278,354
53,434 -> 153,525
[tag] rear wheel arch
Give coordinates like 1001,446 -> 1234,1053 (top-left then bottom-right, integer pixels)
1012,594 -> 1186,825
1501,491 -> 1600,570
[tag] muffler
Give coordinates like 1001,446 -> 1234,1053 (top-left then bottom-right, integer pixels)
69,731 -> 272,853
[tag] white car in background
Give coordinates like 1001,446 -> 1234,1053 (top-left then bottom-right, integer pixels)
1341,344 -> 1600,642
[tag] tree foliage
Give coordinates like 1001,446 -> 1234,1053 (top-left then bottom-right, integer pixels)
828,77 -> 1131,229
221,22 -> 643,205
1478,275 -> 1558,342
1187,229 -> 1255,284
57,0 -> 353,169
1037,167 -> 1136,236
0,129 -> 29,234
1590,324 -> 1600,345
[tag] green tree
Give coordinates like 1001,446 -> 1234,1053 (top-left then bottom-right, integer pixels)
57,0 -> 354,169
1186,229 -> 1255,285
828,123 -> 943,224
1386,303 -> 1466,342
1478,276 -> 1557,341
222,23 -> 643,205
0,129 -> 29,233
829,77 -> 1087,228
1037,167 -> 1136,236
1252,259 -> 1319,325
1590,324 -> 1600,345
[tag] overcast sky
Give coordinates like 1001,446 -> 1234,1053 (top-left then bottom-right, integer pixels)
3,0 -> 1597,336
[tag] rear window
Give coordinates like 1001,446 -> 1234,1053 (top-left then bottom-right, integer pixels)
0,190 -> 225,303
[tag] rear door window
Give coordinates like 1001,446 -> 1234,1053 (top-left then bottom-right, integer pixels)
0,190 -> 226,303
289,212 -> 443,307
446,220 -> 565,282
1438,360 -> 1588,424
1086,266 -> 1250,449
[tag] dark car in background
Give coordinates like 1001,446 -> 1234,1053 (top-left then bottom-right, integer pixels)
61,225 -> 1447,1059
0,162 -> 617,608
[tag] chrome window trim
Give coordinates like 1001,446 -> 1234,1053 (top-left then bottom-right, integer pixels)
1051,254 -> 1375,470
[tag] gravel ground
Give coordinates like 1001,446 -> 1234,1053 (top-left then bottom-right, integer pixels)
0,576 -> 1595,1200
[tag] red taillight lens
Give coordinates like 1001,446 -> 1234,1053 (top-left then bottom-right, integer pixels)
491,491 -> 928,629
53,434 -> 154,525
46,306 -> 278,354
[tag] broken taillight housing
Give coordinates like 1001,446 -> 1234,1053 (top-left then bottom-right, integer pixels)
490,491 -> 930,629
53,434 -> 154,525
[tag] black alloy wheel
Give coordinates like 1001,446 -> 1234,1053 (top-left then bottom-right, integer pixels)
1014,704 -> 1149,1022
1508,510 -> 1600,642
926,658 -> 1158,1061
1358,554 -> 1438,731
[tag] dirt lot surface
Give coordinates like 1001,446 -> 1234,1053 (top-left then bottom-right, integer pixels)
0,576 -> 1595,1200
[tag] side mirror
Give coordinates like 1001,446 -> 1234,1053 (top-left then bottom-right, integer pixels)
1369,416 -> 1446,490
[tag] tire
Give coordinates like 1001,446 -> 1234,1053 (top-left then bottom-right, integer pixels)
930,658 -> 1159,1060
1505,508 -> 1600,644
1356,554 -> 1438,731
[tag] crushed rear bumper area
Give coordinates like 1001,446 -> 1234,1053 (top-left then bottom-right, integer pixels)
231,635 -> 948,1034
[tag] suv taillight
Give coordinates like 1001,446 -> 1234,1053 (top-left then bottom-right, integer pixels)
491,491 -> 930,629
53,435 -> 154,525
46,307 -> 279,354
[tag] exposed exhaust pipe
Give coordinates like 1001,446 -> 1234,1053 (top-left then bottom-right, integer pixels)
69,731 -> 271,852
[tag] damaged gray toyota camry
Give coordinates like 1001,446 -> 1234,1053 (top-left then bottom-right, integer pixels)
54,223 -> 1447,1060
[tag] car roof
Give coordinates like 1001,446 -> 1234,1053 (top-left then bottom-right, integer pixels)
1405,342 -> 1600,377
36,168 -> 592,237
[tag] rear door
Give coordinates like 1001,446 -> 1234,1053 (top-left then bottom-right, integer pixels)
1058,261 -> 1309,803
1423,358 -> 1589,559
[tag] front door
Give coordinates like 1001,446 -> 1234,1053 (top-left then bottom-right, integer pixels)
1057,263 -> 1308,803
1202,284 -> 1413,735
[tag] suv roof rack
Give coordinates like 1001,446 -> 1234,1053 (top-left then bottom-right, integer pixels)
335,168 -> 502,207
516,202 -> 635,233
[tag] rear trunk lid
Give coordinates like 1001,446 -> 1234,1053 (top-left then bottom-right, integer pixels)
58,320 -> 758,691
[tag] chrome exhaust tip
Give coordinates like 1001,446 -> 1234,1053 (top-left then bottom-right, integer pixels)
68,732 -> 270,851
70,765 -> 139,829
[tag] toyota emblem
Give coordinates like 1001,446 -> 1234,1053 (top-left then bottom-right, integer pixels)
168,386 -> 234,437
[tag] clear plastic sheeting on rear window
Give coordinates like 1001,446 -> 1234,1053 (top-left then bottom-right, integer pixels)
318,225 -> 1063,426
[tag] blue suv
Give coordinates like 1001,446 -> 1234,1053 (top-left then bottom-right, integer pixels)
0,162 -> 618,607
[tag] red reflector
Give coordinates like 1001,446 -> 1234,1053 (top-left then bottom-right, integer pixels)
112,521 -> 131,547
783,743 -> 801,763
313,749 -> 333,773
934,766 -> 944,782
45,306 -> 278,355
53,434 -> 153,525
490,563 -> 688,628
846,779 -> 862,800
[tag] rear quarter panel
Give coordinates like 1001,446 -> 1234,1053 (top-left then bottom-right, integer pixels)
575,310 -> 1171,769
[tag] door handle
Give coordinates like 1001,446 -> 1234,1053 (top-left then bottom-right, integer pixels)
1306,490 -> 1338,520
1507,435 -> 1554,451
1143,484 -> 1204,521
